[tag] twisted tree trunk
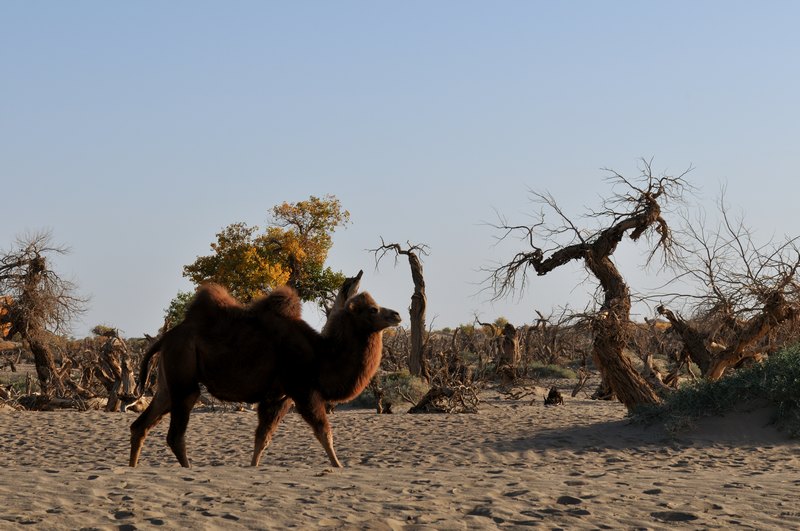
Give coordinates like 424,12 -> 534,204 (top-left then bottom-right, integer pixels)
585,253 -> 661,407
656,305 -> 712,374
407,252 -> 427,379
26,330 -> 63,397
658,292 -> 797,381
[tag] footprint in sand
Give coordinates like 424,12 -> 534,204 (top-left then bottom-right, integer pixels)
651,511 -> 698,522
556,495 -> 582,505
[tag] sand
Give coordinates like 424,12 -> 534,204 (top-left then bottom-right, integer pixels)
1,390 -> 798,530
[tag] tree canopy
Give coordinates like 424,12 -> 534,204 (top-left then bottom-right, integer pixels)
182,195 -> 350,307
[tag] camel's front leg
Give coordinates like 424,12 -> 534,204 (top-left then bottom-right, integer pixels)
295,391 -> 342,468
252,396 -> 293,467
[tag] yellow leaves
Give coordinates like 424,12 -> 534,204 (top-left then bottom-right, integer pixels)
183,195 -> 349,304
0,296 -> 12,339
184,225 -> 289,302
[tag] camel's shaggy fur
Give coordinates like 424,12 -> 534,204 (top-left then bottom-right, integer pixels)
129,283 -> 400,468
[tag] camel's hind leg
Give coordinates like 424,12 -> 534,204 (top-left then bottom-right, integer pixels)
295,391 -> 342,468
129,389 -> 171,467
251,396 -> 293,466
166,388 -> 201,468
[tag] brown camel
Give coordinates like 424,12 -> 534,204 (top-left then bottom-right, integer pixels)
129,283 -> 401,468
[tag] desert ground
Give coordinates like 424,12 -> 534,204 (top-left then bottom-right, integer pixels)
1,388 -> 798,530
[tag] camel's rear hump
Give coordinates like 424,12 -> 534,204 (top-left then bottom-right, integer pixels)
249,286 -> 302,320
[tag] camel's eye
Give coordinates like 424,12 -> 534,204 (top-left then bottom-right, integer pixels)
369,307 -> 379,314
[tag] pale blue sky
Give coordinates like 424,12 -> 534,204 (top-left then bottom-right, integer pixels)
2,2 -> 799,337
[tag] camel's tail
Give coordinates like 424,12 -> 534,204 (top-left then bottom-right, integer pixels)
137,335 -> 163,396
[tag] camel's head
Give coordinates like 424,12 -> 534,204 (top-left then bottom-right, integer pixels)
345,292 -> 402,331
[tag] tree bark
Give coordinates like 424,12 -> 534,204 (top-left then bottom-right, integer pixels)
497,323 -> 519,381
656,305 -> 712,375
585,253 -> 661,408
407,252 -> 427,379
25,330 -> 63,397
705,293 -> 797,379
659,293 -> 797,381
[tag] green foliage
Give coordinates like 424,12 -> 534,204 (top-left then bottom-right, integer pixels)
457,324 -> 477,336
164,291 -> 193,328
526,362 -> 577,380
0,374 -> 29,395
633,346 -> 800,437
90,325 -> 118,338
183,222 -> 289,302
349,370 -> 429,409
182,195 -> 349,305
493,316 -> 510,329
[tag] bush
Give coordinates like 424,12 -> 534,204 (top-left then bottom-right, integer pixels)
633,345 -> 800,437
525,362 -> 577,380
348,370 -> 429,409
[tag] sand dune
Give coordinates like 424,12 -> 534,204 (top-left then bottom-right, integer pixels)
1,391 -> 798,529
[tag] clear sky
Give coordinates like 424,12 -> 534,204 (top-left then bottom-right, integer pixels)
2,2 -> 799,337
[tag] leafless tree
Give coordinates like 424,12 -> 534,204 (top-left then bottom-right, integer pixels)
656,192 -> 800,379
521,307 -> 593,368
489,160 -> 691,408
371,239 -> 429,379
0,231 -> 87,396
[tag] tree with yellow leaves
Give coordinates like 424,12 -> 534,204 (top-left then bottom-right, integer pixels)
179,195 -> 349,316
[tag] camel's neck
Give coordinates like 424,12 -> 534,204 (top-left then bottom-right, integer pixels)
319,322 -> 383,402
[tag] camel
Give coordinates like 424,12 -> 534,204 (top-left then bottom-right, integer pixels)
128,282 -> 401,468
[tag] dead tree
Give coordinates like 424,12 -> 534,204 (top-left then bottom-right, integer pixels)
475,317 -> 519,381
499,323 -> 520,376
524,307 -> 591,367
91,328 -> 137,411
371,239 -> 429,379
0,231 -> 87,396
656,193 -> 800,380
490,161 -> 690,409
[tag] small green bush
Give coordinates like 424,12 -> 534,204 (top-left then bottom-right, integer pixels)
525,362 -> 577,380
348,370 -> 429,409
0,373 -> 30,395
633,345 -> 800,437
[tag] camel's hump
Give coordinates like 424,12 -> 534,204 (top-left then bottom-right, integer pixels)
250,286 -> 302,320
192,283 -> 242,308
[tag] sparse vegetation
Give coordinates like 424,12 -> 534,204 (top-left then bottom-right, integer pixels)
525,362 -> 577,380
632,345 -> 800,437
349,370 -> 429,409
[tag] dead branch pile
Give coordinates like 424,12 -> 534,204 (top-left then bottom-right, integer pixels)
403,327 -> 482,413
407,384 -> 479,414
4,332 -> 153,411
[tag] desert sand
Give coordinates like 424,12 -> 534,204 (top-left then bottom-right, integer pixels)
1,389 -> 798,530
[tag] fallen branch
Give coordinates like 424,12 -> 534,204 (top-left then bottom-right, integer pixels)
408,385 -> 479,414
